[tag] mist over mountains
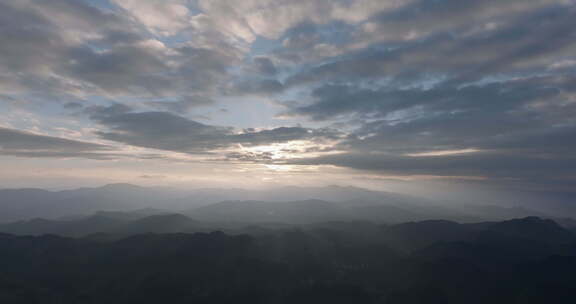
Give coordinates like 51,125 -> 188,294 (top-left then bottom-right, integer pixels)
1,183 -> 573,224
1,183 -> 576,303
1,183 -> 575,237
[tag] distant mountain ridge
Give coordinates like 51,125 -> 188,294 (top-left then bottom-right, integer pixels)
0,211 -> 202,237
0,184 -> 188,221
0,183 -> 573,223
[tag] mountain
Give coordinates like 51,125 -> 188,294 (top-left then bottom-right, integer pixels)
348,204 -> 479,224
113,214 -> 201,234
382,217 -> 576,253
484,216 -> 575,244
0,183 -> 570,224
0,212 -> 200,237
0,184 -> 189,222
179,185 -> 410,204
88,208 -> 170,221
0,217 -> 575,304
188,197 -> 452,224
382,220 -> 476,252
190,199 -> 345,224
0,215 -> 126,236
414,229 -> 575,264
188,198 -> 550,225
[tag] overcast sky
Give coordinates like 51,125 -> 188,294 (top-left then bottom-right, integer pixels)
0,0 -> 575,192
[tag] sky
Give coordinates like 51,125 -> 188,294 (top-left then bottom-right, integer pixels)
0,0 -> 575,193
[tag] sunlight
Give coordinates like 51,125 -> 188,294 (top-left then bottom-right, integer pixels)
405,148 -> 481,157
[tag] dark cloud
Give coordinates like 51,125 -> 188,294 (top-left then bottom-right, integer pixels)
283,3 -> 576,87
63,102 -> 84,110
253,57 -> 278,76
225,56 -> 285,96
0,2 -> 61,73
363,0 -> 556,41
270,1 -> 576,192
92,110 -> 232,152
88,105 -> 342,153
57,39 -> 238,99
291,74 -> 573,121
230,79 -> 285,95
0,126 -> 112,159
224,151 -> 275,162
282,23 -> 322,50
63,44 -> 170,95
290,151 -> 576,183
284,73 -> 576,188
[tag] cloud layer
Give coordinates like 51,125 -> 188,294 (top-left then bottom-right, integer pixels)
1,0 -> 575,191
87,104 -> 341,154
0,126 -> 113,159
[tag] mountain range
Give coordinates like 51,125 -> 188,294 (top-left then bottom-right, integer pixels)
1,184 -> 575,227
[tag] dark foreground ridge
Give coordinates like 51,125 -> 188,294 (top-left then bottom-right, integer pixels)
1,217 -> 575,304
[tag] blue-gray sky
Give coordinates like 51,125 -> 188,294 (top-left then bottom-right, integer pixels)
0,0 -> 575,192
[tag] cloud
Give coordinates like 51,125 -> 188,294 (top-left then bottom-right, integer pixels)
2,0 -> 576,192
111,0 -> 192,36
283,3 -> 576,87
197,0 -> 405,42
230,79 -> 284,95
91,109 -> 232,152
0,0 -> 240,106
2,0 -> 573,101
88,105 -> 342,154
146,94 -> 215,113
0,0 -> 141,95
224,56 -> 285,96
290,74 -> 574,120
290,151 -> 576,184
282,73 -> 576,188
358,0 -> 557,42
224,151 -> 275,162
253,56 -> 277,76
0,126 -> 113,159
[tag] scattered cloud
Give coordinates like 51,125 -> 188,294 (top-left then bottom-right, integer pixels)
1,0 -> 576,191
